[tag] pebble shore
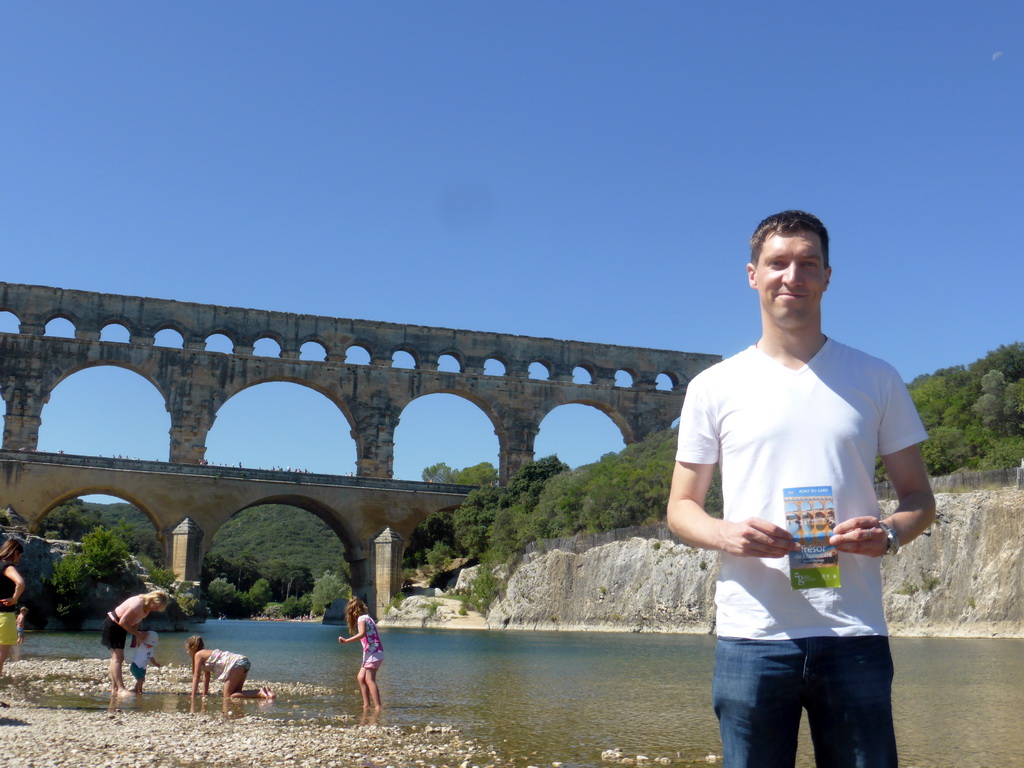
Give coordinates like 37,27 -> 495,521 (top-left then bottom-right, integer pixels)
0,659 -> 509,768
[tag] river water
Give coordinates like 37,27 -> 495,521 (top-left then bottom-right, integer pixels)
11,621 -> 1024,768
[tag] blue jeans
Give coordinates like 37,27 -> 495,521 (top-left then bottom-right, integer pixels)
712,636 -> 897,768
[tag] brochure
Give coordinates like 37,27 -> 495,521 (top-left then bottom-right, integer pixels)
784,485 -> 841,589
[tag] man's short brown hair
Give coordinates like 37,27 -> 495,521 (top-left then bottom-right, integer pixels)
750,210 -> 830,269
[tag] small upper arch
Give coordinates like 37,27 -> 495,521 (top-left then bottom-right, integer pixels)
656,371 -> 679,391
100,322 -> 131,343
345,344 -> 372,365
391,348 -> 419,369
614,368 -> 637,388
0,310 -> 22,333
299,340 -> 329,361
572,364 -> 596,385
437,351 -> 464,373
483,355 -> 508,377
204,332 -> 236,354
153,327 -> 186,348
529,360 -> 553,380
253,336 -> 284,358
44,315 -> 77,338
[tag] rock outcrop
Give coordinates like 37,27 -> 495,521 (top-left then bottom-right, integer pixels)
881,489 -> 1024,637
486,489 -> 1024,638
2,531 -> 191,631
380,595 -> 488,630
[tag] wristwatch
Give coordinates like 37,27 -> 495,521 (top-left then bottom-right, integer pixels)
878,521 -> 900,555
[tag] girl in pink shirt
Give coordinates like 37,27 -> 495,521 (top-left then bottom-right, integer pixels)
338,597 -> 384,710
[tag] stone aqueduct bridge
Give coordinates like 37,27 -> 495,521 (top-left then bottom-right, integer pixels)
0,281 -> 719,613
0,451 -> 470,615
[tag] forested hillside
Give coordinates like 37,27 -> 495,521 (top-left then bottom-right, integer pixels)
908,342 -> 1024,475
403,429 -> 723,573
204,505 -> 349,596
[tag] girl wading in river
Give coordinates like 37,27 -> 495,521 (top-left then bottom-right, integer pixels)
185,635 -> 275,700
338,596 -> 384,710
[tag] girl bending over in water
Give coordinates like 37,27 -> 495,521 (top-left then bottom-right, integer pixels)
185,635 -> 275,700
338,597 -> 384,710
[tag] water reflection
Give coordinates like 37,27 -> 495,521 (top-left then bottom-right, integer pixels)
892,638 -> 1024,767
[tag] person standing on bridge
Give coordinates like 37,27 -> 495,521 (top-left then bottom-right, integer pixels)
101,589 -> 172,695
667,210 -> 935,767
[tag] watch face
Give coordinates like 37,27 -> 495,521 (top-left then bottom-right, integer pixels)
886,528 -> 898,554
881,523 -> 897,554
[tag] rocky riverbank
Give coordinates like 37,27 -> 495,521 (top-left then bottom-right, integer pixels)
0,659 -> 509,768
379,596 -> 488,630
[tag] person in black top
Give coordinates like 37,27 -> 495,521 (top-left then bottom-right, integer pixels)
0,538 -> 26,678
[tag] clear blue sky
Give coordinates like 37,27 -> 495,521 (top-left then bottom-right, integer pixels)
1,2 -> 1020,487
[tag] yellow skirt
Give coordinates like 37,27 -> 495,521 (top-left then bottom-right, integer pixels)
0,612 -> 17,645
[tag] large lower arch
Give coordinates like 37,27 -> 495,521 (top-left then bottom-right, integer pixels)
204,380 -> 359,474
534,403 -> 627,467
33,485 -> 167,558
36,363 -> 172,460
392,392 -> 501,480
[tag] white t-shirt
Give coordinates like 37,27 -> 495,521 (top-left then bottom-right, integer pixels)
676,339 -> 927,640
132,643 -> 156,669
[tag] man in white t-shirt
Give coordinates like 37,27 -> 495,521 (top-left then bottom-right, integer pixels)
667,210 -> 935,768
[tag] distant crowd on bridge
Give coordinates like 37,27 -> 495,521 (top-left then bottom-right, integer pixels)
194,458 -> 333,475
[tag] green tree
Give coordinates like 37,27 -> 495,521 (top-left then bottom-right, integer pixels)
422,461 -> 497,485
174,585 -> 199,617
452,486 -> 500,558
147,565 -> 178,591
263,559 -> 315,601
425,541 -> 456,570
454,462 -> 498,486
422,462 -> 458,483
81,526 -> 132,581
45,548 -> 92,628
204,504 -> 351,593
205,577 -> 247,618
404,510 -> 457,567
309,570 -> 349,615
974,370 -> 1023,436
246,578 -> 274,615
280,593 -> 312,618
907,341 -> 1024,473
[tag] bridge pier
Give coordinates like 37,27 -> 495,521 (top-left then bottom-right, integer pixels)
371,527 -> 404,618
169,517 -> 204,583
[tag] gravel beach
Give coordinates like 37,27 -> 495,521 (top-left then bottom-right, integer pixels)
0,659 -> 510,768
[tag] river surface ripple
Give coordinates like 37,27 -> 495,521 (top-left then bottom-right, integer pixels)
11,621 -> 1024,768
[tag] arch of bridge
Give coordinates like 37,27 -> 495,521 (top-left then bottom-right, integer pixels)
0,282 -> 720,482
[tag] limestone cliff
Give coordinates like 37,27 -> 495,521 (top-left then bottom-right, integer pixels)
486,489 -> 1024,638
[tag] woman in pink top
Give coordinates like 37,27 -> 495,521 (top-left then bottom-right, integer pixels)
100,590 -> 171,695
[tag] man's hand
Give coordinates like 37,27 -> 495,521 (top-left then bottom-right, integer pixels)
829,516 -> 887,557
719,518 -> 800,558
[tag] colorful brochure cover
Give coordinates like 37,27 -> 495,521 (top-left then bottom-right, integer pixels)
784,485 -> 841,589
